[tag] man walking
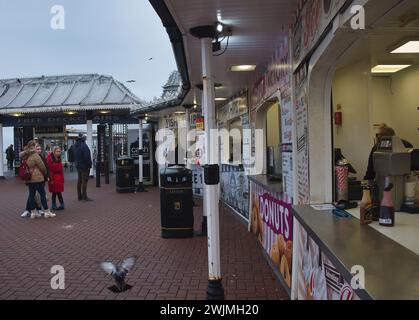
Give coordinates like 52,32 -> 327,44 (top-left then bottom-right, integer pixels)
74,133 -> 93,201
6,144 -> 14,171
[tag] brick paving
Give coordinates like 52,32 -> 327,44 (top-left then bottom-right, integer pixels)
0,171 -> 288,300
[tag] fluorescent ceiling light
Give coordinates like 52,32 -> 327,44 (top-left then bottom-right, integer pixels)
99,110 -> 111,114
391,41 -> 419,53
371,65 -> 411,73
215,98 -> 227,101
230,65 -> 257,72
174,111 -> 185,114
64,111 -> 77,115
10,113 -> 23,117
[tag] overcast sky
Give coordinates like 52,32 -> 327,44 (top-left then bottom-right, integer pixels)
0,0 -> 177,148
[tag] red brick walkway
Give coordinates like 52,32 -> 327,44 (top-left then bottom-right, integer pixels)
0,172 -> 288,300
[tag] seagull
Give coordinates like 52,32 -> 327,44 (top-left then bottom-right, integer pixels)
100,257 -> 136,292
126,80 -> 136,83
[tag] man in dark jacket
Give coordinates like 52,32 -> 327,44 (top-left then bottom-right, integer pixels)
5,144 -> 14,170
74,133 -> 93,201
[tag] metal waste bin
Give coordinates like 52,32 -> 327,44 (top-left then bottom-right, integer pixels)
160,166 -> 193,238
116,156 -> 135,193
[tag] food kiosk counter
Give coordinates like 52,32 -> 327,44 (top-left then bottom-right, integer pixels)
292,205 -> 419,300
248,174 -> 283,194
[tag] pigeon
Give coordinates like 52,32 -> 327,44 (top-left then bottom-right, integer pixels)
100,257 -> 136,292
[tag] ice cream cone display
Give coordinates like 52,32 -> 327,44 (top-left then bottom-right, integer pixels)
306,284 -> 314,300
297,227 -> 359,300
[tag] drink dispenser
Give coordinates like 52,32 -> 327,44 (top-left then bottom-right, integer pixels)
373,136 -> 411,211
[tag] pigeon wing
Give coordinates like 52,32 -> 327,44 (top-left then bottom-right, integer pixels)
121,257 -> 136,272
100,262 -> 116,275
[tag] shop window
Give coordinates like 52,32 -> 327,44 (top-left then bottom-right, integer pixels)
266,102 -> 282,179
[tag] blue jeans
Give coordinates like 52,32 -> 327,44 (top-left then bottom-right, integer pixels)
28,182 -> 49,211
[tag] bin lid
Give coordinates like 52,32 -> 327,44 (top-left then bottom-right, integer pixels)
160,165 -> 191,176
117,156 -> 134,165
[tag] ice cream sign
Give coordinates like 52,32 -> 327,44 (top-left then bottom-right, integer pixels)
259,193 -> 293,241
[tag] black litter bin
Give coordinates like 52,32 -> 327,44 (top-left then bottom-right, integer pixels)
116,156 -> 135,193
160,166 -> 193,238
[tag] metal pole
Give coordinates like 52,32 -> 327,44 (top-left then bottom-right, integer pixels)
109,124 -> 114,174
201,36 -> 224,300
137,118 -> 145,192
86,119 -> 94,178
185,108 -> 191,170
0,121 -> 4,179
201,88 -> 208,235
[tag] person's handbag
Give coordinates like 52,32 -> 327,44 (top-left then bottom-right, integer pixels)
18,160 -> 32,181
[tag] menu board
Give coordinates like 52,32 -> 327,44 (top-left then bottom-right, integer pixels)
218,95 -> 248,126
294,65 -> 310,204
281,96 -> 293,143
282,149 -> 294,201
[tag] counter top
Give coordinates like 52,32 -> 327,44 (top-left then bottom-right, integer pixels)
292,205 -> 419,300
248,175 -> 283,194
347,208 -> 419,256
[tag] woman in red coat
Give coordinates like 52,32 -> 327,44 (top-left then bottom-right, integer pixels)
47,146 -> 65,210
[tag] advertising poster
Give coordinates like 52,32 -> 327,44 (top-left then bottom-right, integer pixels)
292,0 -> 347,71
249,181 -> 293,288
294,65 -> 310,204
296,223 -> 359,300
220,164 -> 249,220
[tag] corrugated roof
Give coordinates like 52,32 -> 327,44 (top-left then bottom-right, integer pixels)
0,74 -> 145,114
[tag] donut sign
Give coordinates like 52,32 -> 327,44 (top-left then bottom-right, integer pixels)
250,182 -> 294,288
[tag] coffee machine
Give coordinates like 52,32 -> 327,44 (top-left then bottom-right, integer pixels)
373,136 -> 411,211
